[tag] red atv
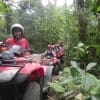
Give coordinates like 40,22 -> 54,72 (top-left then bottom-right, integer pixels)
0,44 -> 54,100
54,44 -> 65,63
41,55 -> 60,75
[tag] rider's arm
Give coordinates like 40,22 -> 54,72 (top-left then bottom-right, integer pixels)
52,51 -> 56,57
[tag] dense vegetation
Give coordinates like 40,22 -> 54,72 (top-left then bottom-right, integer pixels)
0,0 -> 100,99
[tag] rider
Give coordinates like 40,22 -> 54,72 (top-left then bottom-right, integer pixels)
44,45 -> 56,58
23,49 -> 33,58
6,23 -> 30,50
0,41 -> 8,53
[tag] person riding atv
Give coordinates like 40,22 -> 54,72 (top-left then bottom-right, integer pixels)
22,49 -> 33,58
0,41 -> 8,53
6,23 -> 30,50
42,45 -> 60,75
0,24 -> 55,100
43,45 -> 56,58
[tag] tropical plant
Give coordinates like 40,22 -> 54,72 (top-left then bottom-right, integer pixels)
48,61 -> 100,100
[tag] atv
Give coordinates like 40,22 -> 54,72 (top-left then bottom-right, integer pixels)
41,55 -> 60,75
54,44 -> 65,63
0,44 -> 54,100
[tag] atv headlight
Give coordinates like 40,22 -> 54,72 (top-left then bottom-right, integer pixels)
0,68 -> 19,82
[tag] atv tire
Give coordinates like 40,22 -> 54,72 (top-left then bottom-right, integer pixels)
53,64 -> 59,75
23,81 -> 41,100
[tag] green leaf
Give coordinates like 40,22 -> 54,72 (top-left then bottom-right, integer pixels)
48,82 -> 65,93
63,67 -> 70,73
61,77 -> 77,85
71,61 -> 78,69
83,73 -> 98,91
79,48 -> 84,52
70,67 -> 79,77
97,6 -> 100,12
91,95 -> 100,100
71,61 -> 83,74
63,90 -> 74,97
90,80 -> 100,95
90,86 -> 100,95
86,62 -> 97,71
78,42 -> 84,48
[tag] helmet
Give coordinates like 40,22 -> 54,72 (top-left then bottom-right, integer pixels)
11,24 -> 24,35
48,45 -> 52,48
47,45 -> 54,49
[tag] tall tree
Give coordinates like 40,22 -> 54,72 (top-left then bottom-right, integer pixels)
95,0 -> 100,44
74,0 -> 88,43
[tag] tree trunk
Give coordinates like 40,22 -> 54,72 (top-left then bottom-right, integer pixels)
96,0 -> 100,44
74,0 -> 88,43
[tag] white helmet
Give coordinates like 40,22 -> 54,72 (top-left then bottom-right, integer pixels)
11,23 -> 24,34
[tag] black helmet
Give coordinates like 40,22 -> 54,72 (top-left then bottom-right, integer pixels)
11,24 -> 24,37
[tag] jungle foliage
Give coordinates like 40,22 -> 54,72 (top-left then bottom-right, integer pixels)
47,0 -> 100,99
0,0 -> 100,99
